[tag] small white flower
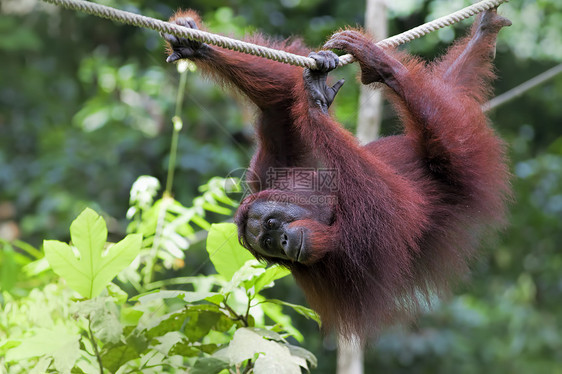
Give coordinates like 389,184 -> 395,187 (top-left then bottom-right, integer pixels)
129,175 -> 161,210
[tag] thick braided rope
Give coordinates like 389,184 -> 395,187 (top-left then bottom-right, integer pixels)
42,0 -> 508,69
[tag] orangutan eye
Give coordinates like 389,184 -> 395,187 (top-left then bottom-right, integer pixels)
265,218 -> 280,229
266,219 -> 274,228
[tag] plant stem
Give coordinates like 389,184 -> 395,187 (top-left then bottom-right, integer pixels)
165,66 -> 188,196
88,317 -> 105,374
244,294 -> 252,323
223,296 -> 248,326
146,66 -> 188,284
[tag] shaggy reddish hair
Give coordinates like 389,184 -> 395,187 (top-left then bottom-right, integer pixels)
166,10 -> 511,339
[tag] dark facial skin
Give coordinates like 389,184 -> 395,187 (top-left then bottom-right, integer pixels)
243,201 -> 316,262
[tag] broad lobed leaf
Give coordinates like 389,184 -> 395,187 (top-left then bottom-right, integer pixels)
44,208 -> 141,298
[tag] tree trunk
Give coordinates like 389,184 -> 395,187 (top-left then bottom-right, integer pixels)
356,0 -> 388,144
337,335 -> 364,374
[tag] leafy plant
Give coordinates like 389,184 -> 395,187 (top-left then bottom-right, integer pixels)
125,175 -> 240,288
44,208 -> 141,298
1,198 -> 318,373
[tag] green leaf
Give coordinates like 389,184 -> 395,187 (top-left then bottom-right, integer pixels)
202,202 -> 233,215
101,343 -> 140,373
182,291 -> 221,303
153,331 -> 185,355
134,289 -> 219,304
266,299 -> 321,325
121,308 -> 144,326
124,328 -> 149,354
0,243 -> 17,291
221,328 -> 302,373
245,327 -> 285,342
200,343 -> 220,354
191,357 -> 230,374
169,343 -> 201,357
205,294 -> 225,305
133,289 -> 187,303
29,357 -> 51,374
253,265 -> 290,294
206,223 -> 254,281
72,298 -> 123,344
260,301 -> 303,343
223,260 -> 265,294
44,208 -> 141,298
162,331 -> 212,357
106,282 -> 128,304
159,334 -> 219,357
222,328 -> 263,364
287,344 -> 317,370
147,305 -> 234,342
6,325 -> 81,373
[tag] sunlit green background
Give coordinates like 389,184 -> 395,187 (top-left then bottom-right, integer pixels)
1,0 -> 561,372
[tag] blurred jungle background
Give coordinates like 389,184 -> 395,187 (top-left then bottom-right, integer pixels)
1,0 -> 561,373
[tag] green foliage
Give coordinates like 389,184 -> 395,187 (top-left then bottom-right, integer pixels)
6,324 -> 81,373
44,208 -> 141,298
210,327 -> 317,373
0,244 -> 17,291
1,184 -> 317,373
206,223 -> 255,281
125,176 -> 240,286
0,283 -> 81,373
